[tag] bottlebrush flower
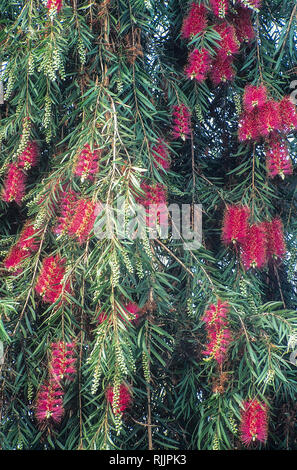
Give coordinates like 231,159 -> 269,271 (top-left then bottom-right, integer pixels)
240,399 -> 268,446
53,189 -> 79,236
172,104 -> 191,140
35,255 -> 71,304
210,0 -> 228,18
106,383 -> 132,414
17,141 -> 39,170
278,96 -> 297,134
67,198 -> 98,244
49,341 -> 76,384
152,139 -> 171,171
72,144 -> 101,182
263,218 -> 286,261
231,7 -> 255,43
202,299 -> 230,330
238,109 -> 259,141
3,245 -> 31,272
241,223 -> 267,270
256,100 -> 281,137
181,3 -> 207,39
46,0 -> 62,14
35,381 -> 64,424
18,220 -> 40,252
243,84 -> 267,113
214,23 -> 240,58
203,327 -> 232,365
135,182 -> 167,228
1,163 -> 27,205
238,0 -> 262,11
185,48 -> 211,82
265,132 -> 293,179
209,55 -> 235,86
222,205 -> 250,246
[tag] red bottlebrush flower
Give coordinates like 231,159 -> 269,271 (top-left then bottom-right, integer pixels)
106,383 -> 132,414
222,205 -> 250,246
209,55 -> 235,87
49,341 -> 76,384
202,299 -> 230,331
181,3 -> 207,39
17,141 -> 39,170
172,104 -> 191,141
18,220 -> 40,252
35,381 -> 64,424
67,198 -> 98,244
152,139 -> 171,171
214,22 -> 240,58
185,48 -> 211,82
263,218 -> 286,262
256,100 -> 281,137
53,189 -> 79,236
73,144 -> 101,182
46,0 -> 62,14
35,255 -> 70,304
278,96 -> 297,134
210,0 -> 228,18
243,84 -> 267,113
241,223 -> 267,270
240,399 -> 268,446
3,245 -> 31,272
238,0 -> 262,11
203,327 -> 232,365
231,6 -> 255,44
265,132 -> 293,179
238,109 -> 260,142
136,182 -> 167,228
2,163 -> 27,205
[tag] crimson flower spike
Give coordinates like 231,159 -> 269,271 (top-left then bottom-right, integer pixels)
263,218 -> 286,262
265,132 -> 293,179
151,139 -> 171,171
240,399 -> 268,446
106,383 -> 132,414
35,380 -> 64,424
221,204 -> 250,246
49,341 -> 76,384
1,163 -> 27,205
243,84 -> 267,113
241,223 -> 267,270
35,254 -> 71,304
209,55 -> 235,87
181,3 -> 207,40
72,144 -> 101,182
172,104 -> 191,141
231,7 -> 255,44
17,141 -> 39,170
46,0 -> 62,15
185,48 -> 211,82
67,198 -> 99,244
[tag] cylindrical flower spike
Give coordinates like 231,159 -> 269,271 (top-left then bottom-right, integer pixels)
53,189 -> 79,236
209,55 -> 235,86
243,84 -> 267,113
263,218 -> 286,262
135,181 -> 167,228
35,255 -> 71,304
67,198 -> 98,244
152,139 -> 171,171
265,132 -> 292,179
49,341 -> 76,384
241,223 -> 267,270
106,383 -> 132,414
202,299 -> 230,330
35,381 -> 64,424
278,96 -> 297,134
185,48 -> 211,82
172,104 -> 191,141
214,22 -> 240,58
72,144 -> 101,182
181,3 -> 207,39
240,399 -> 268,446
231,7 -> 255,44
222,205 -> 250,246
2,163 -> 27,205
46,0 -> 62,15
